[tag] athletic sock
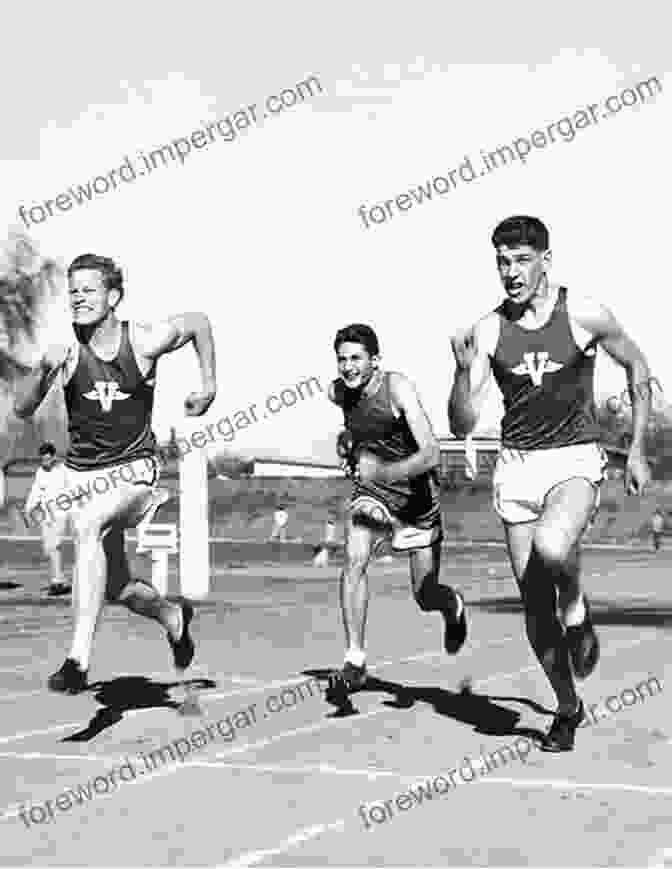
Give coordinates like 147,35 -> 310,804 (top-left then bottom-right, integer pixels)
563,596 -> 586,628
68,634 -> 91,671
345,648 -> 366,668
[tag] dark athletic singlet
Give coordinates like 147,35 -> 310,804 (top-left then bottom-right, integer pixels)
333,372 -> 441,528
490,287 -> 600,450
64,321 -> 157,470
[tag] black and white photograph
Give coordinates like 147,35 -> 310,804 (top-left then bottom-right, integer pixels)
0,2 -> 669,866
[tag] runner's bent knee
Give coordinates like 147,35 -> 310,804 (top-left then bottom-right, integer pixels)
534,524 -> 575,564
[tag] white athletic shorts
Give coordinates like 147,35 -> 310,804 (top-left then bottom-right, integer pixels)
349,495 -> 442,551
64,455 -> 161,528
492,443 -> 608,525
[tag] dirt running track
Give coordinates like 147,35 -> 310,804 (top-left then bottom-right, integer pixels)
0,540 -> 670,867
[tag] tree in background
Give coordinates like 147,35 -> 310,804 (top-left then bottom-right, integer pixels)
0,231 -> 66,465
596,390 -> 672,480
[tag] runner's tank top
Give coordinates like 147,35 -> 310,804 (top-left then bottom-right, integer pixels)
64,321 -> 157,470
490,287 -> 600,449
333,372 -> 440,520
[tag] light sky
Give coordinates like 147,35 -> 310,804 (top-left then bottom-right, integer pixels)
1,1 -> 669,464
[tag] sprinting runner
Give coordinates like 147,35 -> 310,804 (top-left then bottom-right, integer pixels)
327,324 -> 467,704
14,253 -> 216,694
449,215 -> 651,750
24,442 -> 72,596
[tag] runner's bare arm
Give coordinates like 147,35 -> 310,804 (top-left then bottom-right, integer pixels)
13,344 -> 70,418
140,314 -> 216,416
570,296 -> 651,454
372,373 -> 440,483
448,315 -> 496,437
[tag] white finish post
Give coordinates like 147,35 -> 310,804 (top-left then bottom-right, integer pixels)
178,431 -> 210,599
464,434 -> 477,481
151,550 -> 169,597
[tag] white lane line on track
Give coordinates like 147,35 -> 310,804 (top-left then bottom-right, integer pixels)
0,630 -> 642,752
221,820 -> 347,868
213,707 -> 387,760
0,670 -> 369,746
218,662 -> 545,768
0,632 -> 518,709
1,754 -> 404,780
0,690 -> 395,823
0,637 -> 523,787
0,630 -> 651,833
0,648 -> 535,824
210,659 -> 545,763
0,666 -> 49,674
478,777 -> 672,797
0,634 -> 655,834
650,847 -> 672,867
192,762 -> 672,798
0,689 -> 52,704
208,645 -> 536,762
0,631 -> 648,747
0,723 -> 88,746
186,760 -> 416,780
220,635 -> 656,866
0,751 -> 124,763
222,773 -> 672,868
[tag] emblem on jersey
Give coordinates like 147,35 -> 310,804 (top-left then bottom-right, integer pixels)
83,381 -> 131,412
511,352 -> 562,387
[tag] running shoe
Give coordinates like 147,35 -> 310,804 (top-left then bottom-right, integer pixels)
168,600 -> 195,670
326,662 -> 367,706
47,582 -> 71,597
48,658 -> 88,694
542,699 -> 585,752
443,589 -> 468,654
565,596 -> 600,679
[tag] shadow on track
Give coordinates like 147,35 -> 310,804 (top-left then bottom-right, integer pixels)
61,676 -> 216,742
304,668 -> 550,742
468,596 -> 672,629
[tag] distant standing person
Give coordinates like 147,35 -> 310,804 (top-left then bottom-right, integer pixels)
652,509 -> 665,552
23,442 -> 72,596
325,514 -> 336,545
313,514 -> 338,567
270,505 -> 289,542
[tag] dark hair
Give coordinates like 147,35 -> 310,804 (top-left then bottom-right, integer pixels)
39,442 -> 56,457
334,324 -> 380,357
492,216 -> 550,252
67,254 -> 124,305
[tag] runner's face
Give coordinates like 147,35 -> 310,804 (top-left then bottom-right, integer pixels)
69,269 -> 116,325
336,342 -> 377,391
496,244 -> 548,304
40,453 -> 55,469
